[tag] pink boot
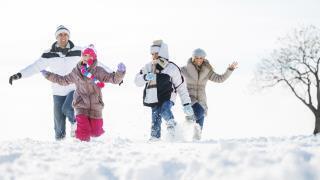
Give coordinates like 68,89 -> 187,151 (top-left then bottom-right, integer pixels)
90,118 -> 105,137
76,114 -> 91,141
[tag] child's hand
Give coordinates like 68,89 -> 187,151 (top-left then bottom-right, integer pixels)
144,72 -> 156,81
183,104 -> 194,116
40,70 -> 49,77
117,63 -> 126,72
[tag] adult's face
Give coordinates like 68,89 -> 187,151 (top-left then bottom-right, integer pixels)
56,32 -> 69,48
193,56 -> 204,66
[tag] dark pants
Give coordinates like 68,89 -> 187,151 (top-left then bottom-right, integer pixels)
53,91 -> 75,140
151,100 -> 175,138
192,103 -> 205,129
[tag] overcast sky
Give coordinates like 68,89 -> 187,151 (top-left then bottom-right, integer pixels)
1,0 -> 320,141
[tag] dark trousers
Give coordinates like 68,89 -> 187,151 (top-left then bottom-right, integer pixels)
192,103 -> 205,129
151,100 -> 175,138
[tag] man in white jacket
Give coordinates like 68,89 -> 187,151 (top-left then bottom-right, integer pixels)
135,40 -> 195,140
9,25 -> 111,140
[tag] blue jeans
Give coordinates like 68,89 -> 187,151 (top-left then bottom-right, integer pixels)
151,100 -> 175,138
192,103 -> 205,129
53,91 -> 75,140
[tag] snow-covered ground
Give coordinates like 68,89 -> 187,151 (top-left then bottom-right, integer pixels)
0,135 -> 319,180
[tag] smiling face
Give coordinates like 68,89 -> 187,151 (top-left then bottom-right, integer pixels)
151,52 -> 159,64
56,32 -> 69,48
193,56 -> 205,66
81,54 -> 93,64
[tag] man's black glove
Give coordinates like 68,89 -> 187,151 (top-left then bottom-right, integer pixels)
9,73 -> 22,85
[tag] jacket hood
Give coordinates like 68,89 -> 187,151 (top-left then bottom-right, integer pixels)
187,58 -> 212,70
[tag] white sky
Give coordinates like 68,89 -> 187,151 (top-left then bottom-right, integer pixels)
1,0 -> 320,141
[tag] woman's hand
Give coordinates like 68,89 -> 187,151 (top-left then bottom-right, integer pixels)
228,61 -> 238,70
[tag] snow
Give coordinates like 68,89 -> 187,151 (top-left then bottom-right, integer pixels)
0,135 -> 319,180
1,1 -> 320,180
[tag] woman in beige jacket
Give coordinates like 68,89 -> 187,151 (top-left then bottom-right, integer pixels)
181,48 -> 237,140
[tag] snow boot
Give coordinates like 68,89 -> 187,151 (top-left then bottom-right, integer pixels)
149,136 -> 161,142
193,123 -> 202,141
166,119 -> 176,138
75,114 -> 91,141
90,119 -> 104,137
70,123 -> 77,138
185,114 -> 196,123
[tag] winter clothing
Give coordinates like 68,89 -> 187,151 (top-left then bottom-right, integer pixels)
75,114 -> 104,141
181,58 -> 233,114
117,63 -> 126,72
135,61 -> 191,107
182,56 -> 234,140
145,72 -> 156,81
136,40 -> 193,139
18,40 -> 112,96
70,123 -> 77,137
45,61 -> 125,119
150,40 -> 169,60
55,25 -> 70,38
14,40 -> 82,140
80,60 -> 105,88
45,54 -> 125,141
53,91 -> 75,140
183,104 -> 194,116
9,73 -> 22,85
192,48 -> 207,58
10,27 -> 113,141
82,45 -> 97,61
193,123 -> 202,141
192,103 -> 205,129
151,100 -> 175,138
19,40 -> 81,96
41,70 -> 49,77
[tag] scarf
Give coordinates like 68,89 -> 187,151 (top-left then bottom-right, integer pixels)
80,60 -> 105,88
53,41 -> 71,55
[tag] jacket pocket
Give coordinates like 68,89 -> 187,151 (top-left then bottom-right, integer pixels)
97,96 -> 104,107
72,95 -> 83,107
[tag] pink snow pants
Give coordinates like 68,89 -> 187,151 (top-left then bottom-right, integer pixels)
75,114 -> 105,141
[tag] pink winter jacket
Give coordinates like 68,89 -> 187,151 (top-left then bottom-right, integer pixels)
45,62 -> 125,119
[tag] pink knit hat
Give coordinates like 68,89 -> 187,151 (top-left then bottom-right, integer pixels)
82,44 -> 97,65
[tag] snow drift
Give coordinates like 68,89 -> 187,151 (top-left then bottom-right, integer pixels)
0,135 -> 319,180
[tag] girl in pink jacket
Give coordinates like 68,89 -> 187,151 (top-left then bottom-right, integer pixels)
42,45 -> 126,141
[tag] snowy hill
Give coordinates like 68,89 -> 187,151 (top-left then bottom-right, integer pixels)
0,135 -> 319,180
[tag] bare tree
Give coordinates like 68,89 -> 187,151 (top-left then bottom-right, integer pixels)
254,25 -> 320,135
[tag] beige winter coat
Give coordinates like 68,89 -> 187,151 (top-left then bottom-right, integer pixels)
181,58 -> 233,115
45,62 -> 125,119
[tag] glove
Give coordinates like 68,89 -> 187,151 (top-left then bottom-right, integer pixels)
9,73 -> 22,85
117,62 -> 126,72
183,104 -> 196,123
40,70 -> 49,77
183,104 -> 194,116
144,72 -> 156,81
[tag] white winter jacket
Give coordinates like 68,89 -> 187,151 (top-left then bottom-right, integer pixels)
135,61 -> 191,107
19,41 -> 112,96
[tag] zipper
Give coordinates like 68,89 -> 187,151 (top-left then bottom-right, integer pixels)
197,70 -> 200,100
194,64 -> 200,101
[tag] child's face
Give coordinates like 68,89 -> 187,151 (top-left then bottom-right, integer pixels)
151,52 -> 159,63
81,54 -> 92,64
